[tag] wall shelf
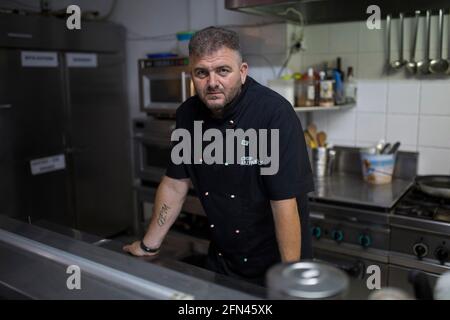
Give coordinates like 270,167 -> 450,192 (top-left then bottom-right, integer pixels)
293,101 -> 355,113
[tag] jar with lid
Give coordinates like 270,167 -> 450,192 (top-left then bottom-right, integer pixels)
176,31 -> 195,57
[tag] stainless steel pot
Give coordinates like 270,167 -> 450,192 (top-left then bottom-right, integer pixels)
266,261 -> 349,299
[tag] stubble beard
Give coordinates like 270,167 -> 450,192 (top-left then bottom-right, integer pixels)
200,82 -> 242,117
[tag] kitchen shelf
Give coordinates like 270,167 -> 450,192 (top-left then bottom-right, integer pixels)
293,101 -> 355,113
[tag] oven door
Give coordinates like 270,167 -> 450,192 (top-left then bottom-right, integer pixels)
313,248 -> 389,299
139,65 -> 194,115
133,135 -> 171,183
132,118 -> 175,183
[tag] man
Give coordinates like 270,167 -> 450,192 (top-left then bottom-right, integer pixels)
124,26 -> 314,285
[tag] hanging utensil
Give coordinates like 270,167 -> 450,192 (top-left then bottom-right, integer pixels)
417,10 -> 431,74
385,14 -> 392,72
391,13 -> 406,69
430,9 -> 449,74
406,11 -> 421,74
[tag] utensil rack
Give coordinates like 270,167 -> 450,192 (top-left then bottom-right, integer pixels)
386,9 -> 450,77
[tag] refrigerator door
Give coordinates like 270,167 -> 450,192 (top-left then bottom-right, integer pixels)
65,52 -> 133,237
0,48 -> 73,225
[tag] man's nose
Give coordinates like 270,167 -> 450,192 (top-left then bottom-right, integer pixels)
207,72 -> 219,89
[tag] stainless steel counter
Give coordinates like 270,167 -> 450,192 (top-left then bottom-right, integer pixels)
310,174 -> 414,210
0,215 -> 265,300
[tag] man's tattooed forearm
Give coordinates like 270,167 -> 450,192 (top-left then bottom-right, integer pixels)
157,203 -> 170,226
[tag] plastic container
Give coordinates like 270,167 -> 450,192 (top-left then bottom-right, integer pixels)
360,152 -> 396,185
268,79 -> 295,106
176,31 -> 195,57
146,53 -> 177,59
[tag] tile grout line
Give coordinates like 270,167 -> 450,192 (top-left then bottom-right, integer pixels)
416,80 -> 422,153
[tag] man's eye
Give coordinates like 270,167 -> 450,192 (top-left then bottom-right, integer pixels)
218,68 -> 230,75
195,70 -> 207,78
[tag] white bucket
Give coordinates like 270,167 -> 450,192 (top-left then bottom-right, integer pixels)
360,152 -> 396,185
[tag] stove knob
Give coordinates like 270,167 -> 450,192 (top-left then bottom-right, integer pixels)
413,243 -> 429,259
435,246 -> 449,264
358,234 -> 372,248
311,226 -> 322,239
331,230 -> 344,243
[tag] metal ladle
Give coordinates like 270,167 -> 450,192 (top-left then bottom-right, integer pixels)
391,13 -> 407,69
417,10 -> 431,74
406,11 -> 421,74
385,14 -> 392,72
430,9 -> 449,74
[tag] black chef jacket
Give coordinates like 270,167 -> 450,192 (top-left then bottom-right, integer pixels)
166,76 -> 315,284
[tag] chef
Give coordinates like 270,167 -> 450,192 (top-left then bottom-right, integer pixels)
124,26 -> 314,285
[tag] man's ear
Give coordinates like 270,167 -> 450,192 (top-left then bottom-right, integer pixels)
240,62 -> 248,84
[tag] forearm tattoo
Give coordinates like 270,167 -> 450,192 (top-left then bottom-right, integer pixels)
157,203 -> 170,226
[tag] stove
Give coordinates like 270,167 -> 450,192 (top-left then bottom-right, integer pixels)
394,188 -> 450,223
389,185 -> 450,295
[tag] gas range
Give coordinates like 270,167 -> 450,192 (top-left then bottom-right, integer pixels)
390,186 -> 450,260
394,187 -> 450,223
388,185 -> 450,294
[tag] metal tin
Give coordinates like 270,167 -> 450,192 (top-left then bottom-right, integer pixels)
266,261 -> 349,299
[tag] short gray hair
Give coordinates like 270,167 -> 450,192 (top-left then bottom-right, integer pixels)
189,26 -> 242,60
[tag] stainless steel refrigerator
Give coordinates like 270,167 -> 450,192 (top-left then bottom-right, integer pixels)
0,13 -> 133,237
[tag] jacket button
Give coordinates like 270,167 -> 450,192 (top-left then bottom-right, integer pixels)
204,191 -> 209,196
243,258 -> 248,262
230,194 -> 235,199
229,120 -> 234,125
218,252 -> 222,256
224,162 -> 229,166
235,229 -> 240,234
210,224 -> 214,228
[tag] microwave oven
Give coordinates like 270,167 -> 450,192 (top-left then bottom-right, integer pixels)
138,56 -> 195,116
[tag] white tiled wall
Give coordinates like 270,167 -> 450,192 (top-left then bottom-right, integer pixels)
294,17 -> 450,175
11,1 -> 446,175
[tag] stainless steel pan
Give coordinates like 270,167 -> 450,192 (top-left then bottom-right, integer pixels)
416,175 -> 450,199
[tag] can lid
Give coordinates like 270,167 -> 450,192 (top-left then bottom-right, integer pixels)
266,261 -> 349,299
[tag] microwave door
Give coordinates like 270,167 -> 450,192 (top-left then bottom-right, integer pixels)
142,68 -> 184,112
181,71 -> 196,100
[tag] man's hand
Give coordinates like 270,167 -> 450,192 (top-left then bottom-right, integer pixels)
122,241 -> 159,257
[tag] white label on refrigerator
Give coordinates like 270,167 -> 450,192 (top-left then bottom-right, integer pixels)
30,154 -> 66,175
66,53 -> 97,68
21,51 -> 58,67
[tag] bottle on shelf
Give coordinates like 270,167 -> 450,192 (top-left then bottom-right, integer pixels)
344,66 -> 357,103
333,70 -> 345,105
335,57 -> 344,82
295,73 -> 307,107
333,57 -> 345,105
305,67 -> 319,106
319,70 -> 335,107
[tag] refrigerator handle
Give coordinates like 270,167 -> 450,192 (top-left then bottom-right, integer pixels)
181,71 -> 187,101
